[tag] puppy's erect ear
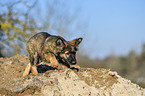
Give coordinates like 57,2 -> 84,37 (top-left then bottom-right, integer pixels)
69,38 -> 83,46
56,39 -> 64,47
55,39 -> 66,52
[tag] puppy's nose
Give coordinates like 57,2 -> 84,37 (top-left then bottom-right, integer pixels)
71,61 -> 76,64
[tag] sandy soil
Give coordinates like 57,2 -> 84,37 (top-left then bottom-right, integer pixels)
0,55 -> 144,96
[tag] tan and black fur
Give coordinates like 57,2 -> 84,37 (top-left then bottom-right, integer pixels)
23,32 -> 83,76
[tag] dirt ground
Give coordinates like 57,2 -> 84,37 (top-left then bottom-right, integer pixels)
0,55 -> 23,94
0,55 -> 44,96
0,55 -> 115,95
0,55 -> 144,96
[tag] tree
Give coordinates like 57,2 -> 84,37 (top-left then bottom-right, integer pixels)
0,0 -> 38,56
127,50 -> 137,78
33,0 -> 86,39
0,0 -> 86,57
138,43 -> 145,77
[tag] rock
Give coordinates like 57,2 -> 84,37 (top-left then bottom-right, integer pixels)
0,55 -> 145,96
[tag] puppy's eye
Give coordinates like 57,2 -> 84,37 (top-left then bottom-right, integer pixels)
74,47 -> 78,51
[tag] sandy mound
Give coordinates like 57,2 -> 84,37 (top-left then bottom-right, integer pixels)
0,55 -> 145,96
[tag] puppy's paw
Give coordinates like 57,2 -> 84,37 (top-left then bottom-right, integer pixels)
31,65 -> 38,75
70,65 -> 80,72
70,65 -> 80,69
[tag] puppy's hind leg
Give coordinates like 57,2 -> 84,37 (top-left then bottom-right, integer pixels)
30,52 -> 39,75
23,63 -> 31,77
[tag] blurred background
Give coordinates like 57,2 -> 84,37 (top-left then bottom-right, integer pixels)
0,0 -> 145,87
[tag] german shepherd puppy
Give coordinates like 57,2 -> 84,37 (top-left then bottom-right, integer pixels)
23,32 -> 83,76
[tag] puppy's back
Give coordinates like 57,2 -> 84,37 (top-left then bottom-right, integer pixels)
27,32 -> 51,55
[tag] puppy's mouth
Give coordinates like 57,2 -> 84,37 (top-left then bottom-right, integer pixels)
61,58 -> 76,66
57,55 -> 76,66
62,59 -> 79,68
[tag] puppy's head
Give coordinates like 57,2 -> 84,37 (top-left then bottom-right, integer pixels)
56,37 -> 83,66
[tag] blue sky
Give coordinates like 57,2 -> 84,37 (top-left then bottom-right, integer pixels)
1,0 -> 145,59
67,0 -> 145,58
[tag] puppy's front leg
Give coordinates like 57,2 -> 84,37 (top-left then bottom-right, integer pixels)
44,53 -> 61,69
